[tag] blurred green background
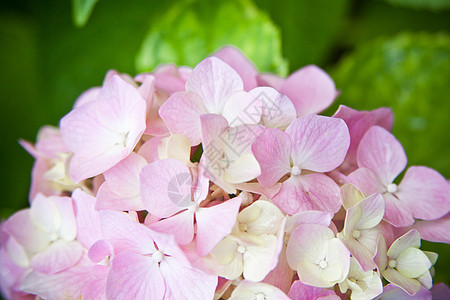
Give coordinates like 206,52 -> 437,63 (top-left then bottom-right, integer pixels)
0,0 -> 449,289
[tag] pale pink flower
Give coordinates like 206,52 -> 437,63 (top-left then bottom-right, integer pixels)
348,126 -> 450,227
159,57 -> 262,145
200,114 -> 263,194
20,125 -> 73,199
286,223 -> 350,288
337,192 -> 385,271
249,87 -> 296,130
375,230 -> 434,295
338,257 -> 383,300
3,194 -> 83,275
60,75 -> 147,183
98,210 -> 217,300
140,158 -> 242,256
252,114 -> 350,214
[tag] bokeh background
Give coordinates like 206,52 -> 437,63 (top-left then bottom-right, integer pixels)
1,0 -> 449,289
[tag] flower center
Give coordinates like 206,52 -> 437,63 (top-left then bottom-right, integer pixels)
255,293 -> 266,300
152,250 -> 164,263
237,246 -> 246,254
49,232 -> 59,242
188,203 -> 198,213
291,165 -> 301,176
319,260 -> 328,269
386,183 -> 398,193
239,223 -> 248,232
388,259 -> 397,268
219,152 -> 230,169
352,230 -> 361,239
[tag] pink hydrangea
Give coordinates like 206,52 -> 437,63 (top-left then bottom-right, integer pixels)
1,46 -> 449,299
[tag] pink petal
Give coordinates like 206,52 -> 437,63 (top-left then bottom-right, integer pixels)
61,75 -> 147,182
213,46 -> 258,91
280,65 -> 337,116
263,246 -> 295,294
339,237 -> 377,272
106,253 -> 164,300
72,189 -> 102,249
145,116 -> 170,136
159,256 -> 217,299
221,91 -> 262,126
96,182 -> 144,211
88,240 -> 114,264
410,213 -> 450,243
286,210 -> 332,234
200,113 -> 230,146
52,196 -> 77,241
273,174 -> 341,215
99,210 -> 156,255
256,73 -> 285,90
383,193 -> 415,227
150,64 -> 189,94
382,268 -> 422,296
380,284 -> 432,300
28,157 -> 56,200
286,115 -> 350,172
347,167 -> 384,197
5,236 -> 29,268
159,91 -> 207,145
288,280 -> 339,300
357,126 -> 407,186
21,259 -> 95,300
3,210 -> 49,253
149,211 -> 194,245
103,152 -> 147,197
333,105 -> 393,174
397,166 -> 450,221
387,230 -> 421,259
186,57 -> 243,113
96,153 -> 147,211
249,87 -> 297,130
29,194 -> 62,236
134,73 -> 155,108
431,283 -> 450,300
30,240 -> 83,274
137,136 -> 165,163
195,197 -> 242,256
348,193 -> 385,231
140,159 -> 192,218
252,128 -> 291,187
73,87 -> 101,108
34,125 -> 70,158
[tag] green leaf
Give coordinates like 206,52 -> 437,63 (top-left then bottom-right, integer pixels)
329,32 -> 450,178
71,0 -> 99,28
381,0 -> 450,11
135,0 -> 287,75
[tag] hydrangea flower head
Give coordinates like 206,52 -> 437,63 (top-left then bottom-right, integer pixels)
1,47 -> 449,299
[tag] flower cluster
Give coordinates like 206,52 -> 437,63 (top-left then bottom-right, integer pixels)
1,47 -> 449,300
